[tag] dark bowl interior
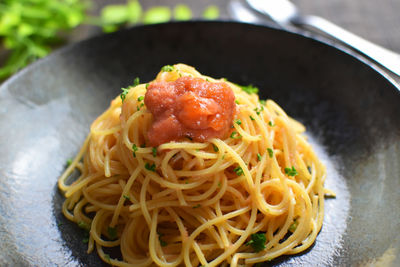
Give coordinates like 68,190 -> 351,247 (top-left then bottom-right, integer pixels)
0,21 -> 399,266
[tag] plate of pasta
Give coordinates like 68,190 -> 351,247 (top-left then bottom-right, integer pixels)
0,22 -> 399,267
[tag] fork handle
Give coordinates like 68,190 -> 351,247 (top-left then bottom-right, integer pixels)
292,15 -> 400,76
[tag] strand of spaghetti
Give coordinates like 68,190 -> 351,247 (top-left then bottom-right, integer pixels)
212,138 -> 254,188
148,208 -> 183,266
91,209 -> 120,247
110,167 -> 141,226
182,205 -> 252,266
139,174 -> 152,226
58,134 -> 91,191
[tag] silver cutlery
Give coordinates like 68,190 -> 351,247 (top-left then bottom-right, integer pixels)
238,0 -> 400,76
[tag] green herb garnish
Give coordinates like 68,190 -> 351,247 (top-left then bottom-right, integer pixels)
137,96 -> 144,101
145,162 -> 156,172
235,100 -> 240,104
289,220 -> 298,232
239,84 -> 259,94
78,221 -> 90,231
233,166 -> 243,176
192,204 -> 201,209
158,232 -> 167,247
246,233 -> 266,252
120,87 -> 130,102
133,77 -> 140,86
230,131 -> 241,139
152,147 -> 157,157
132,144 -> 138,157
137,102 -> 144,111
267,148 -> 274,158
260,100 -> 266,105
268,121 -> 275,127
107,226 -> 118,240
250,115 -> 255,121
284,166 -> 298,176
123,194 -> 130,200
236,119 -> 242,125
161,65 -> 174,72
212,144 -> 219,152
257,153 -> 262,161
254,106 -> 264,115
66,159 -> 72,167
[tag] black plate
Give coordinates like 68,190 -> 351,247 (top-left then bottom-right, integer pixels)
0,21 -> 399,266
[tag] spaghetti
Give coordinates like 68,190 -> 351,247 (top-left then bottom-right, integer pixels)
58,64 -> 329,266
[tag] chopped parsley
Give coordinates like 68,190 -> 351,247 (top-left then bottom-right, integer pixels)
233,166 -> 243,176
239,84 -> 259,94
136,102 -> 144,111
249,115 -> 255,121
161,65 -> 174,72
123,194 -> 130,200
192,204 -> 201,209
289,220 -> 298,232
259,100 -> 266,105
137,96 -> 144,101
120,87 -> 130,102
132,144 -> 138,157
235,100 -> 240,104
78,221 -> 90,231
152,147 -> 157,157
230,131 -> 241,139
257,153 -> 262,161
133,77 -> 140,86
145,83 -> 149,89
158,232 -> 167,247
145,162 -> 156,172
212,144 -> 219,152
268,121 -> 275,127
107,226 -> 118,240
284,166 -> 298,176
254,106 -> 264,115
235,119 -> 242,125
66,158 -> 72,167
267,148 -> 274,158
246,233 -> 266,252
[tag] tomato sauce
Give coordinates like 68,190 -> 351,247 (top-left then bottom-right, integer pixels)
144,76 -> 236,146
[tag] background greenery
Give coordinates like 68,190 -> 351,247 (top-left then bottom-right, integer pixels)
0,0 -> 220,80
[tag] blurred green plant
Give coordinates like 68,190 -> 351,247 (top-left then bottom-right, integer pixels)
0,0 -> 220,80
0,0 -> 87,79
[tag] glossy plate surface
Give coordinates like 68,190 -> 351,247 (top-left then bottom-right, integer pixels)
0,22 -> 399,266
